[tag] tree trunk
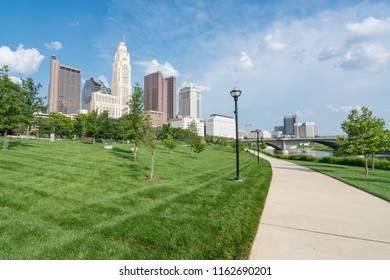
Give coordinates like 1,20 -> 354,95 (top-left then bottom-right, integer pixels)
150,151 -> 155,179
3,131 -> 8,150
364,154 -> 368,175
371,153 -> 375,171
133,142 -> 137,161
93,136 -> 96,145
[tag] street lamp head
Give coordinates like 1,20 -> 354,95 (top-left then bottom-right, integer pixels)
230,87 -> 242,98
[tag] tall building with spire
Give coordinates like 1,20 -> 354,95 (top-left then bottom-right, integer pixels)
111,41 -> 131,118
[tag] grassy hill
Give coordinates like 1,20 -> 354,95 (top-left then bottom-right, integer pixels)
0,138 -> 271,259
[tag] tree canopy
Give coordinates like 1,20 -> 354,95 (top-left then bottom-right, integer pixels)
0,66 -> 43,149
337,106 -> 390,175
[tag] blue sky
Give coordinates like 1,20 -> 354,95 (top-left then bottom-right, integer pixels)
1,0 -> 390,135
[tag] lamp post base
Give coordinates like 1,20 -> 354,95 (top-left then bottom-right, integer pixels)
234,177 -> 243,182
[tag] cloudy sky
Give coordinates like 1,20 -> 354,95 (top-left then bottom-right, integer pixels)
1,0 -> 390,134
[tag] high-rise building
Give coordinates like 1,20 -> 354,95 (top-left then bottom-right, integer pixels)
48,56 -> 81,114
82,78 -> 111,112
144,71 -> 163,113
163,76 -> 176,122
144,71 -> 176,124
112,41 -> 131,118
179,82 -> 201,119
283,115 -> 297,135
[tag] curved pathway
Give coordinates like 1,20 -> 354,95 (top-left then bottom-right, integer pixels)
249,152 -> 390,259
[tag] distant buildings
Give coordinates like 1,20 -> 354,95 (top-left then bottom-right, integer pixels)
272,115 -> 316,138
144,71 -> 176,124
48,56 -> 81,114
179,82 -> 201,119
206,114 -> 235,138
79,41 -> 131,119
82,78 -> 111,112
283,115 -> 297,135
169,116 -> 204,137
295,122 -> 316,138
248,130 -> 272,139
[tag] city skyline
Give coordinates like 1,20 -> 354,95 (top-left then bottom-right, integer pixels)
1,0 -> 390,134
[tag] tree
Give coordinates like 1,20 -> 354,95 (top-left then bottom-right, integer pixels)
187,120 -> 199,155
46,112 -> 74,139
0,66 -> 43,149
128,83 -> 149,161
142,126 -> 160,180
85,110 -> 104,145
162,135 -> 177,154
338,106 -> 390,175
192,137 -> 206,159
73,113 -> 87,140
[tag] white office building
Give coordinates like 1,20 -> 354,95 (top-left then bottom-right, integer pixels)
179,82 -> 201,119
248,130 -> 272,139
206,114 -> 236,138
294,122 -> 316,138
169,116 -> 204,137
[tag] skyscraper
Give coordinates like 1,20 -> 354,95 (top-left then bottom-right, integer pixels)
144,71 -> 176,124
112,41 -> 131,118
81,78 -> 111,112
48,56 -> 81,114
163,76 -> 176,122
144,71 -> 163,112
283,115 -> 297,135
179,82 -> 201,119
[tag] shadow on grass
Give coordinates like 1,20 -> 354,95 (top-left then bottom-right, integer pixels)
111,147 -> 132,160
1,139 -> 33,150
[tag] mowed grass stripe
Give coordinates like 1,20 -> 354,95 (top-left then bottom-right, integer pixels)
0,138 -> 271,259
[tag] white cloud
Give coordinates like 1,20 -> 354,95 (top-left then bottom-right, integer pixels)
327,104 -> 362,114
134,59 -> 179,77
10,76 -> 22,84
319,16 -> 390,72
97,75 -> 110,87
233,51 -> 254,71
338,44 -> 390,71
264,32 -> 289,51
0,44 -> 45,74
346,17 -> 390,36
45,41 -> 63,51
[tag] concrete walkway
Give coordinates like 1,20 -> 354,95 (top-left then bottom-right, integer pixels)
249,152 -> 390,259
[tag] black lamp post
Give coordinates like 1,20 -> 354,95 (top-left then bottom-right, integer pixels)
256,129 -> 260,164
230,87 -> 242,182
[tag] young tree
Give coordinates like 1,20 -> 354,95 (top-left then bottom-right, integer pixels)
192,137 -> 206,159
337,106 -> 389,175
128,83 -> 149,161
187,120 -> 198,155
85,110 -> 104,145
142,126 -> 161,180
73,113 -> 87,140
0,66 -> 43,149
162,135 -> 177,154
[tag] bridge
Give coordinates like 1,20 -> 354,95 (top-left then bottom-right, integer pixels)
243,136 -> 340,155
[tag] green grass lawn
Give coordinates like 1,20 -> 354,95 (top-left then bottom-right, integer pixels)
290,160 -> 390,202
0,138 -> 271,260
